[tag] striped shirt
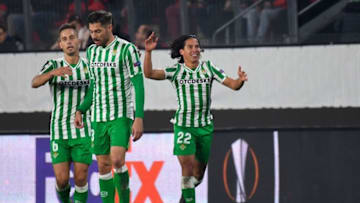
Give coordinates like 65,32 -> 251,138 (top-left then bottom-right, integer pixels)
86,36 -> 142,122
40,57 -> 92,140
165,60 -> 227,127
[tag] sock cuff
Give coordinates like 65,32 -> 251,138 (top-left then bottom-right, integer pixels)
99,172 -> 113,180
113,164 -> 128,174
181,176 -> 195,189
191,176 -> 200,186
75,183 -> 88,193
56,183 -> 70,192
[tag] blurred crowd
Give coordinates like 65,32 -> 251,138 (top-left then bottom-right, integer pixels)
1,0 -> 358,52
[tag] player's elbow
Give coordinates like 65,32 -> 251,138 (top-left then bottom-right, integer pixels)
31,79 -> 40,88
233,81 -> 244,91
143,71 -> 151,78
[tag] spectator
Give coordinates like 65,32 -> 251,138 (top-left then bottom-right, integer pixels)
51,15 -> 90,50
135,24 -> 153,49
0,24 -> 21,52
0,2 -> 7,25
6,0 -> 70,50
165,0 -> 180,40
246,0 -> 287,43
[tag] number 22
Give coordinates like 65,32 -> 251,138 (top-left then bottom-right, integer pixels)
177,132 -> 191,144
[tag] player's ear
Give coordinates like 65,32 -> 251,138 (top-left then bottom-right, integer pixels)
58,39 -> 63,49
107,24 -> 113,32
179,49 -> 185,56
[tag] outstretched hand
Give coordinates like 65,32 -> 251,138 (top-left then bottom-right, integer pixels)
237,66 -> 248,82
144,32 -> 158,52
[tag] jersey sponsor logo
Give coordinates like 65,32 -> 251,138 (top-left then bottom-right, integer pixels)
179,78 -> 211,85
58,80 -> 90,88
90,62 -> 118,68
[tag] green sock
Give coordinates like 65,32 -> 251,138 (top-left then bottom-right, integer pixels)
113,166 -> 130,203
99,172 -> 115,203
73,183 -> 88,203
56,184 -> 71,203
181,176 -> 195,203
182,188 -> 195,203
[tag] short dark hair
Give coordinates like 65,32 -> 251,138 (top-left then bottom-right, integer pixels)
170,34 -> 201,63
88,10 -> 112,26
58,23 -> 77,38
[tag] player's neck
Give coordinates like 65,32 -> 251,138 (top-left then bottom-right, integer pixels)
105,34 -> 115,47
184,61 -> 199,69
65,54 -> 79,65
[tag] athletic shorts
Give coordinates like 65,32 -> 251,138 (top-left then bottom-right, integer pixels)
173,122 -> 214,163
91,117 -> 133,155
50,137 -> 92,165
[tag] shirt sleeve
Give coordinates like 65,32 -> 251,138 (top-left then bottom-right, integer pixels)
164,64 -> 179,81
77,79 -> 94,113
207,61 -> 227,83
124,44 -> 143,78
39,60 -> 54,75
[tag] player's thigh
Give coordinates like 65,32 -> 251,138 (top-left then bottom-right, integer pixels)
73,162 -> 90,185
53,161 -> 71,183
173,125 -> 196,156
92,121 -> 111,155
177,155 -> 197,176
109,117 -> 132,149
194,123 -> 214,164
50,139 -> 71,164
70,137 -> 93,165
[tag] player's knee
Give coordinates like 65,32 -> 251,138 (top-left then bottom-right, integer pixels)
56,176 -> 70,189
112,158 -> 125,169
97,159 -> 112,174
180,161 -> 193,174
74,173 -> 87,186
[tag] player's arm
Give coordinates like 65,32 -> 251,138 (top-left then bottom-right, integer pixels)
75,79 -> 94,128
125,44 -> 145,141
222,66 -> 248,91
143,32 -> 166,80
31,66 -> 72,88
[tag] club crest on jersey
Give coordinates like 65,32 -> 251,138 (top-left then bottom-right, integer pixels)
52,152 -> 59,158
180,144 -> 186,150
112,49 -> 117,55
83,65 -> 89,73
201,67 -> 206,74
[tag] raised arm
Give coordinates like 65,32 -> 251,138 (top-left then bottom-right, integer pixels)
31,66 -> 72,88
223,66 -> 248,90
143,32 -> 166,80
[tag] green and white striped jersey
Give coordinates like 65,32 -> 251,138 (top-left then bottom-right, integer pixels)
40,57 -> 92,140
86,36 -> 142,122
165,60 -> 227,127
